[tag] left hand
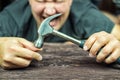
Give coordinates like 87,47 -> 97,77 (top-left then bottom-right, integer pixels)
83,31 -> 120,64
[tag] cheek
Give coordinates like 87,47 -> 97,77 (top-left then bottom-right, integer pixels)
55,3 -> 71,13
31,4 -> 44,15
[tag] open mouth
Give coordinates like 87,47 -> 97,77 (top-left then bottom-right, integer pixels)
48,16 -> 60,27
41,14 -> 61,28
50,18 -> 58,27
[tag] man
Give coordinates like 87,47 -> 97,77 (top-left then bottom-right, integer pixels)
0,0 -> 120,69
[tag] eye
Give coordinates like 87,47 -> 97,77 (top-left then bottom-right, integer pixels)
55,0 -> 65,2
35,0 -> 65,3
35,0 -> 44,2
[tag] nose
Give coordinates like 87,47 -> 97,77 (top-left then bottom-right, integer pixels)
43,4 -> 56,17
45,7 -> 56,15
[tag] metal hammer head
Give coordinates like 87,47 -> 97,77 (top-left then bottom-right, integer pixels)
38,13 -> 62,36
34,13 -> 62,48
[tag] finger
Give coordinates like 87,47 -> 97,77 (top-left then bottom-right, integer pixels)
96,42 -> 114,63
18,38 -> 40,51
105,49 -> 120,64
10,45 -> 42,61
90,35 -> 109,56
1,61 -> 24,70
4,56 -> 31,67
83,34 -> 96,51
84,31 -> 109,51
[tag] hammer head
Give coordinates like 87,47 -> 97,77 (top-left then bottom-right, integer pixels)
34,13 -> 62,48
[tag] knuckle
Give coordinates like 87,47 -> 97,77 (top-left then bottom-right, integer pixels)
100,31 -> 106,34
3,55 -> 12,62
101,48 -> 109,54
91,33 -> 98,38
27,53 -> 33,59
109,56 -> 117,62
8,46 -> 17,52
8,39 -> 18,44
110,40 -> 120,48
1,62 -> 10,69
114,41 -> 120,46
97,36 -> 106,43
3,56 -> 9,62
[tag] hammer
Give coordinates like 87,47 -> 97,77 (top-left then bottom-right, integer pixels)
34,13 -> 120,65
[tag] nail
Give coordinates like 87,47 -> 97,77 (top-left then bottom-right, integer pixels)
89,53 -> 95,57
83,46 -> 88,51
35,53 -> 43,61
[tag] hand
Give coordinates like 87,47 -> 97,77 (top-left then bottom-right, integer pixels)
0,37 -> 42,69
83,31 -> 120,64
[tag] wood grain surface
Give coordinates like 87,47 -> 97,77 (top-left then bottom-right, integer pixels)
0,43 -> 120,80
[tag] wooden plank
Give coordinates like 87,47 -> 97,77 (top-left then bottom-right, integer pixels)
0,43 -> 120,80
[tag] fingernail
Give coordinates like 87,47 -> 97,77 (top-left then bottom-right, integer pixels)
83,46 -> 88,51
89,53 -> 95,57
37,55 -> 43,61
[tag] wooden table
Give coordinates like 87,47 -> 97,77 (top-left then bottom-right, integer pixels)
0,43 -> 120,80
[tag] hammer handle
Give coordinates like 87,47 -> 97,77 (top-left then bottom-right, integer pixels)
52,30 -> 120,64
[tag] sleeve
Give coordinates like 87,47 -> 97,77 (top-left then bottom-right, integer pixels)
0,0 -> 31,37
0,10 -> 18,37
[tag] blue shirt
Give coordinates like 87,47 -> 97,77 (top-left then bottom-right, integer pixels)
0,0 -> 114,42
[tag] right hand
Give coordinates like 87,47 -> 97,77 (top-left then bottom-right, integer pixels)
84,31 -> 120,64
0,37 -> 42,69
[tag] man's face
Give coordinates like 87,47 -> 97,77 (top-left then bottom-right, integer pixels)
29,0 -> 72,30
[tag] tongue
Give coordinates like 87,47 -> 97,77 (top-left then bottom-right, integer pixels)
50,20 -> 56,27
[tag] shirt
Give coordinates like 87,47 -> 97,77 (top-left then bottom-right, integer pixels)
0,0 -> 114,43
